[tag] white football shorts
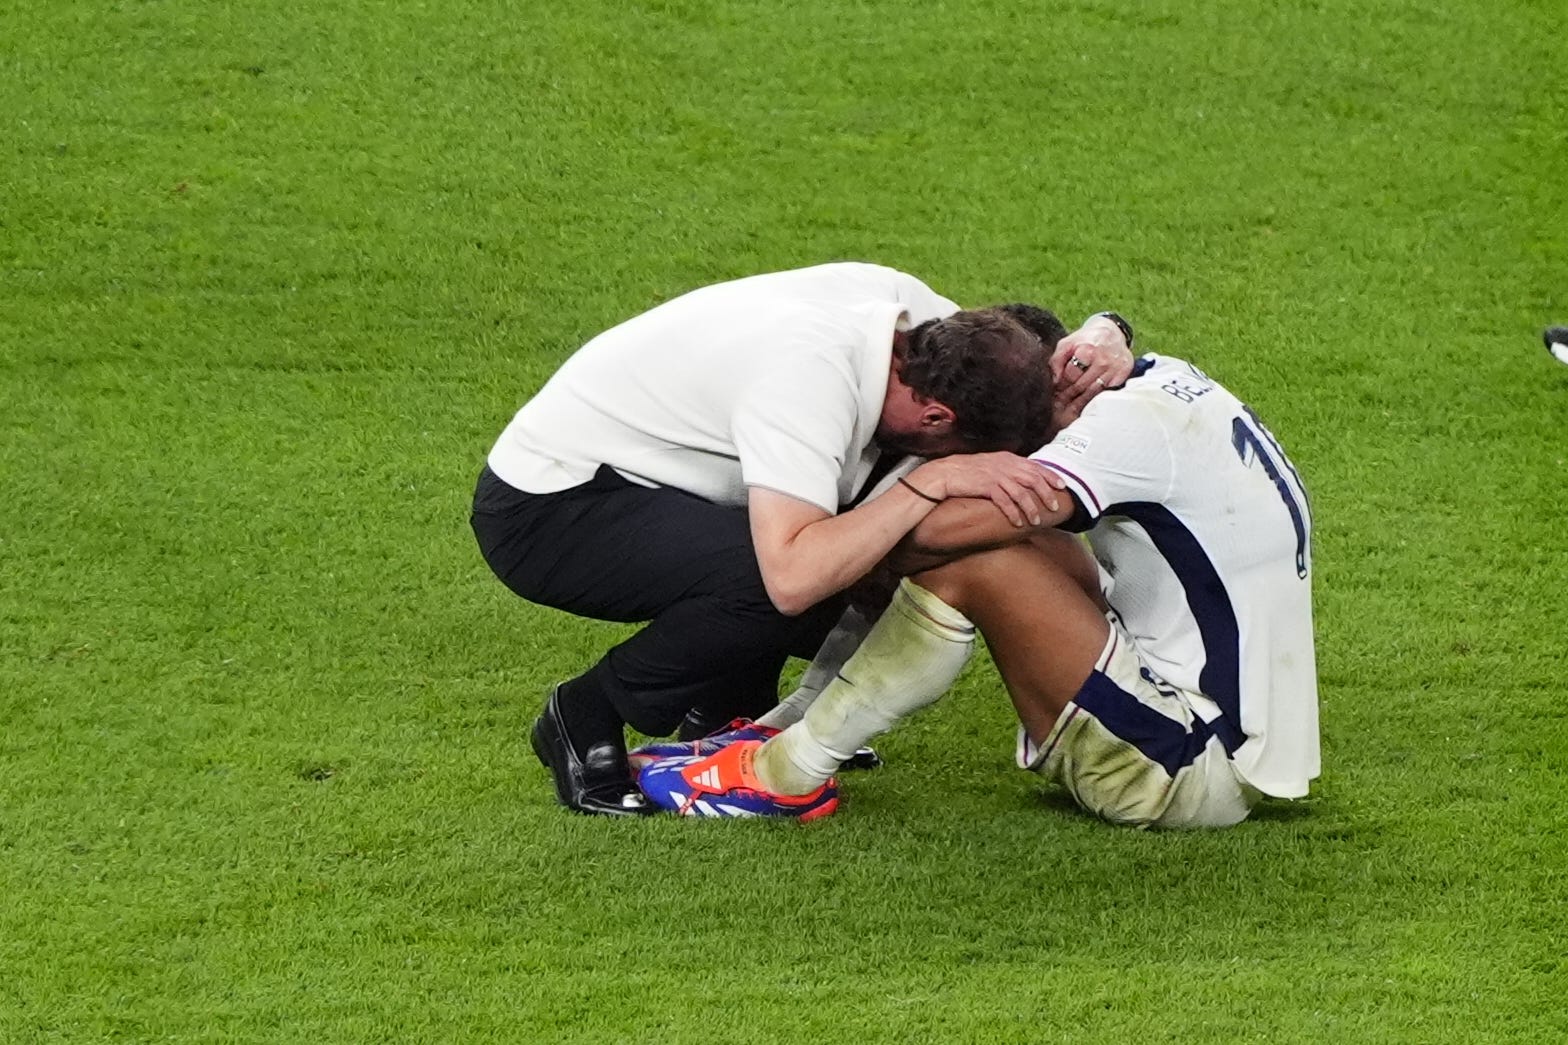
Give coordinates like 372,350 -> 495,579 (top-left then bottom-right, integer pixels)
1017,616 -> 1261,829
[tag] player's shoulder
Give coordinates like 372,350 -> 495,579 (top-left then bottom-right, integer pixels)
1120,352 -> 1212,392
1033,355 -> 1215,458
1087,354 -> 1239,415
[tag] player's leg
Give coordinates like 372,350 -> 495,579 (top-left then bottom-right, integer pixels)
749,578 -> 976,794
752,531 -> 1105,793
915,530 -> 1110,746
640,575 -> 976,815
645,525 -> 1255,825
923,533 -> 1255,827
648,532 -> 1104,811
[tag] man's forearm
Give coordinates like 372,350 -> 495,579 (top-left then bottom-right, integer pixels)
751,452 -> 1066,616
753,483 -> 939,616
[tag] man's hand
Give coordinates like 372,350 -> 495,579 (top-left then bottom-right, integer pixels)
909,452 -> 1067,528
1050,315 -> 1136,424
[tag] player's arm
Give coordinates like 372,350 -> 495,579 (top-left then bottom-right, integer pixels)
888,476 -> 1079,575
749,453 -> 1065,616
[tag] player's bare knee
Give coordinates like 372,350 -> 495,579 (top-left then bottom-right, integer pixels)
912,546 -> 1022,613
1026,531 -> 1102,602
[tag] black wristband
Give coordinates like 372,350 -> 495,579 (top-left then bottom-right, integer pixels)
1092,311 -> 1135,349
897,476 -> 943,504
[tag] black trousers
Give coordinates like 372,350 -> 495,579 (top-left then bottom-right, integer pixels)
470,465 -> 843,736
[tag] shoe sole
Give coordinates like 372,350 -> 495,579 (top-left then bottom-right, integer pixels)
673,795 -> 838,822
798,797 -> 838,823
530,718 -> 551,769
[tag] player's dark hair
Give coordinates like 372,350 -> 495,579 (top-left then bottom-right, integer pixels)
993,303 -> 1069,355
897,308 -> 1054,453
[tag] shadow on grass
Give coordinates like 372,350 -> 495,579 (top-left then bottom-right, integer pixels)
1247,799 -> 1316,823
1017,783 -> 1322,826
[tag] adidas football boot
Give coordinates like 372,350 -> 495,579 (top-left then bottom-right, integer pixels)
636,740 -> 839,821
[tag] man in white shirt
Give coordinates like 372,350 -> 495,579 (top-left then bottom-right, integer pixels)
638,304 -> 1319,827
472,265 -> 1134,816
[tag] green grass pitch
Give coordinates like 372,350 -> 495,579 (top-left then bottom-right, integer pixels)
4,0 -> 1566,1041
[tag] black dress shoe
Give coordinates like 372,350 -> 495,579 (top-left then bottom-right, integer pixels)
530,688 -> 655,817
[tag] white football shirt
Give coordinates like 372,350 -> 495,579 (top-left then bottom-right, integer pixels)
487,263 -> 959,512
1030,355 -> 1320,798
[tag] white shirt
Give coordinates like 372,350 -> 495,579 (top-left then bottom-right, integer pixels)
487,263 -> 959,512
1030,355 -> 1320,798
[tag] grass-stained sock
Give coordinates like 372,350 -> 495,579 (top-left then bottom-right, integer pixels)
754,580 -> 974,795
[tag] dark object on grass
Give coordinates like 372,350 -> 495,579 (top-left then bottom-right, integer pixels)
1545,326 -> 1568,366
838,747 -> 884,771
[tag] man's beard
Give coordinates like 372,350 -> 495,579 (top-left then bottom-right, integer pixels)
873,429 -> 929,458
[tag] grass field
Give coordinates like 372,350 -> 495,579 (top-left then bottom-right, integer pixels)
4,0 -> 1567,1041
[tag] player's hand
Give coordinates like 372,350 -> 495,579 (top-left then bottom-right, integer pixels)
911,453 -> 1067,528
1051,315 -> 1135,424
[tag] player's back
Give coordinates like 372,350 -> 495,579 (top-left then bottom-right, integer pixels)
1031,355 -> 1319,798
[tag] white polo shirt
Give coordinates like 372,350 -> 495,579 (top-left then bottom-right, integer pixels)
487,263 -> 959,512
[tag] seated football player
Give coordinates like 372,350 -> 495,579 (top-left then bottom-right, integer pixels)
637,305 -> 1320,828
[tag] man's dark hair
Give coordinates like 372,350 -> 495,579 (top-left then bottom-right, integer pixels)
897,308 -> 1055,453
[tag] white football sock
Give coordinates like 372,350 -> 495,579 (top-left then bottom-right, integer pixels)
756,606 -> 875,730
754,579 -> 974,795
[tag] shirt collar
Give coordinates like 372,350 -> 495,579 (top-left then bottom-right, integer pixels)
852,301 -> 909,430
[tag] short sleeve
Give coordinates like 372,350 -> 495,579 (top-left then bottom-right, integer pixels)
891,271 -> 961,325
1029,394 -> 1175,523
732,353 -> 861,514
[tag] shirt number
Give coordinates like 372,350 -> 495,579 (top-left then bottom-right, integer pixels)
1231,409 -> 1311,579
